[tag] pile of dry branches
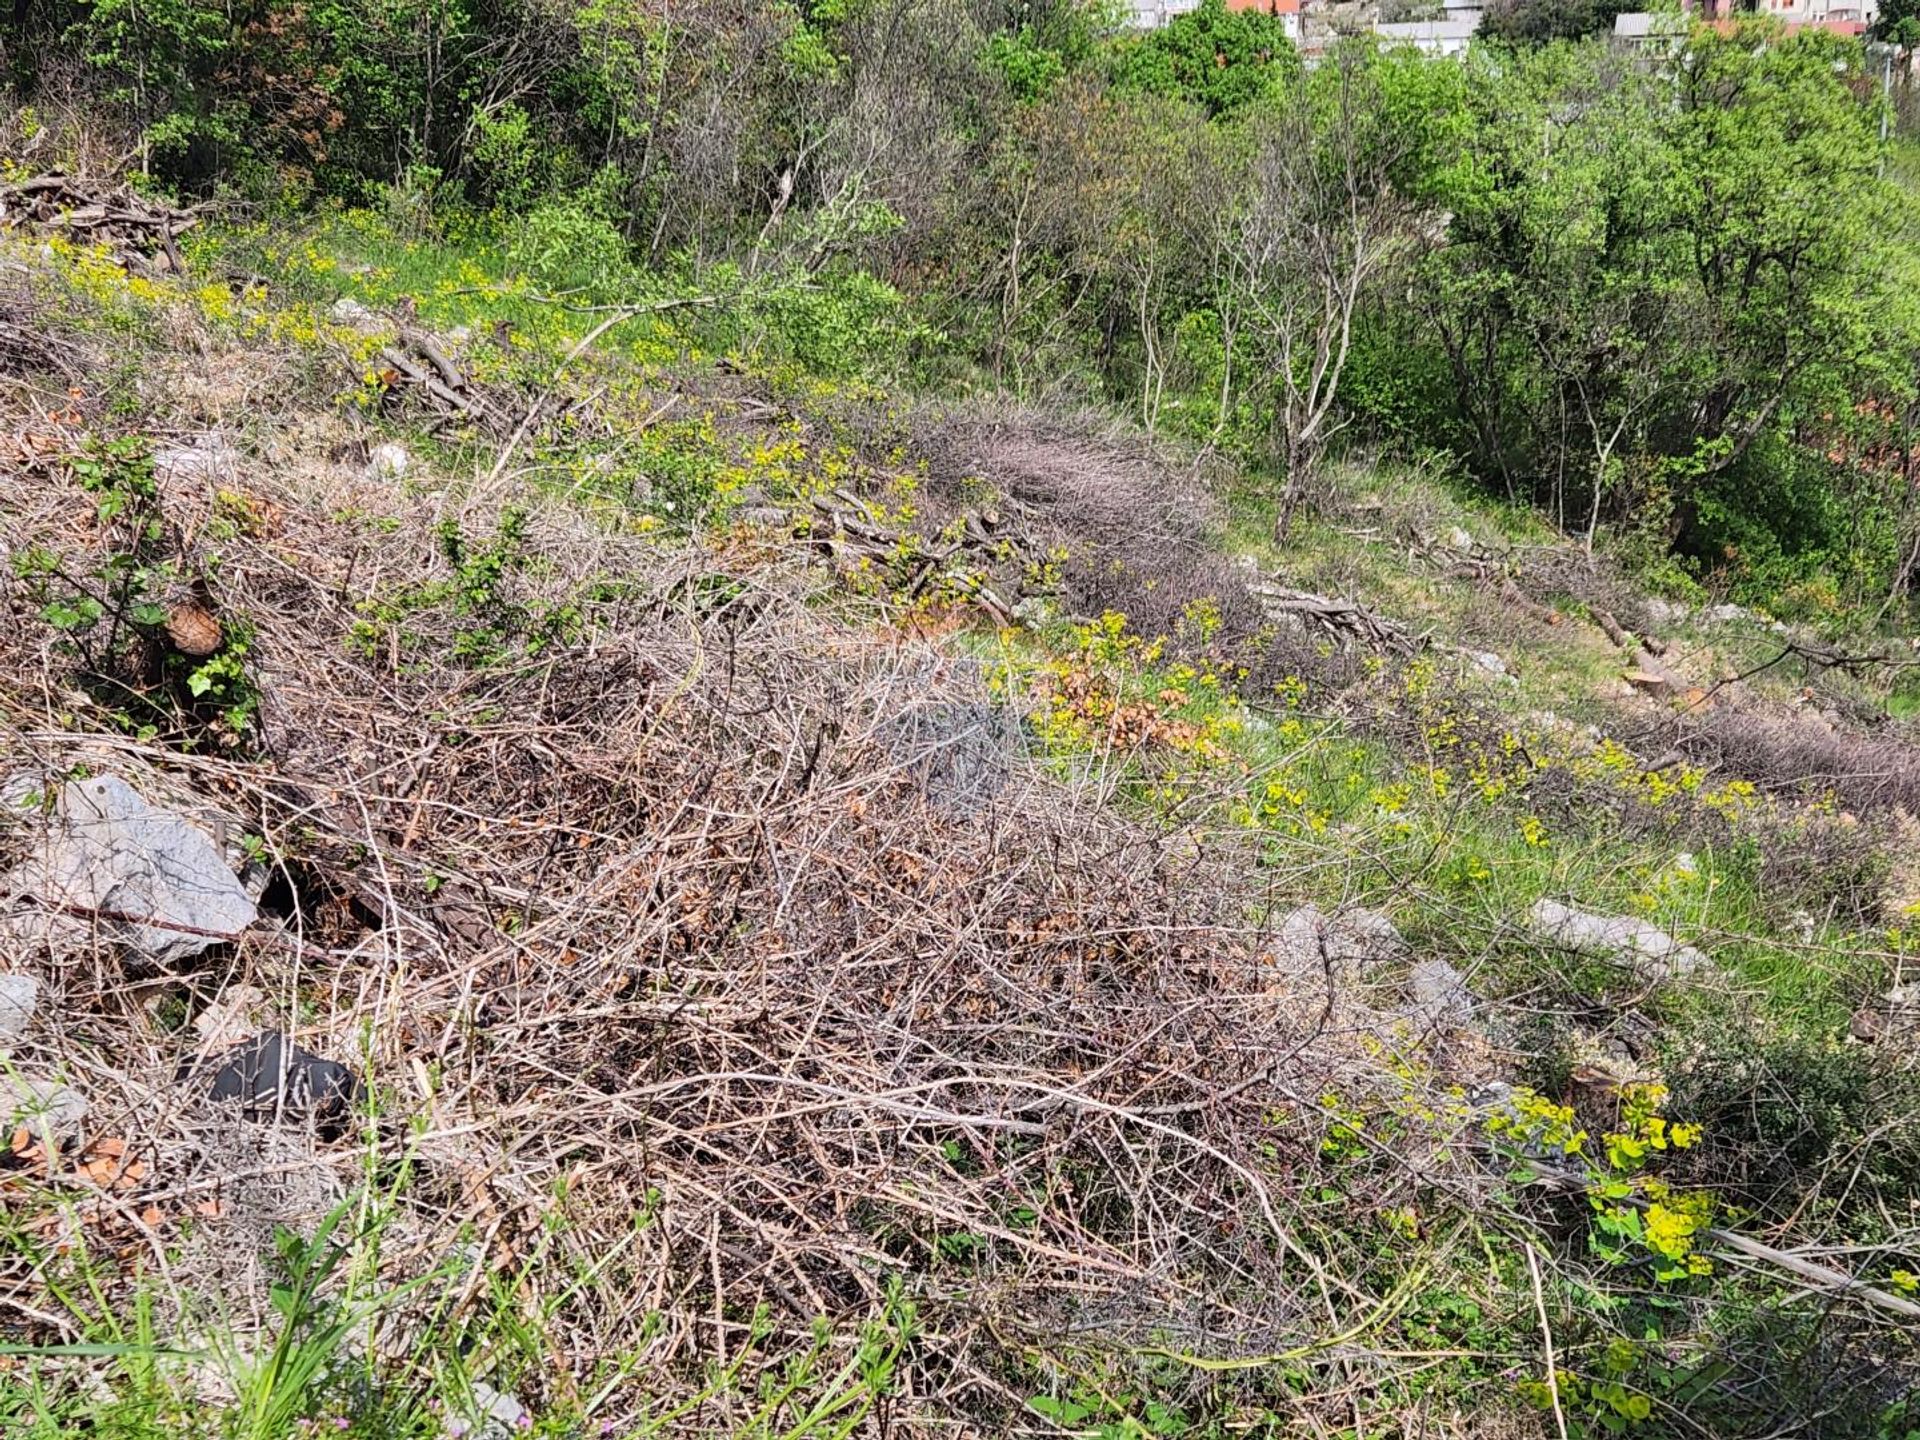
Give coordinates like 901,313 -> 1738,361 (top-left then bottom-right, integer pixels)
851,402 -> 1381,694
805,484 -> 1031,621
0,173 -> 197,274
0,425 -> 1483,1429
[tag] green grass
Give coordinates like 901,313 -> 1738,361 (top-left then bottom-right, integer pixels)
0,1189 -> 918,1440
183,203 -> 930,409
979,566 -> 1886,1051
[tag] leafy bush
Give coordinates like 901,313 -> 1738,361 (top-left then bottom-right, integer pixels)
347,507 -> 584,669
505,197 -> 632,297
745,268 -> 931,379
12,434 -> 259,744
1665,1027 -> 1920,1236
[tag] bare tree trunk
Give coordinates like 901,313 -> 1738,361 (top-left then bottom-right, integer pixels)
1136,260 -> 1164,433
1231,50 -> 1421,546
1214,295 -> 1237,441
1275,435 -> 1318,543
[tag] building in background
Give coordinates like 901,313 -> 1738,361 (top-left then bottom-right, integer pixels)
1371,14 -> 1483,53
1130,0 -> 1302,39
1748,0 -> 1878,20
1614,5 -> 1874,37
1129,0 -> 1201,26
1613,10 -> 1690,42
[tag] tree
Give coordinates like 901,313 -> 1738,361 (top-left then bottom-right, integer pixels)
1480,0 -> 1629,46
1411,28 -> 1905,567
1229,44 -> 1451,538
1876,0 -> 1920,57
1112,0 -> 1299,118
1008,81 -> 1215,426
1666,26 -> 1893,475
1422,44 -> 1689,545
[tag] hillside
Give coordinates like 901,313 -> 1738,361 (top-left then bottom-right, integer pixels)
4,5 -> 1920,1438
0,171 -> 1914,1440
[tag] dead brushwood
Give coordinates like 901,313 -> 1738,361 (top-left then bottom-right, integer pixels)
841,400 -> 1371,694
1655,701 -> 1920,816
0,434 -> 1495,1431
0,172 -> 197,275
0,281 -> 88,383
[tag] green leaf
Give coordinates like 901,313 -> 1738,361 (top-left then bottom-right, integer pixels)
1030,1396 -> 1092,1423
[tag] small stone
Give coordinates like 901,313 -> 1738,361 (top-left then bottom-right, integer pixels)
1701,603 -> 1752,626
369,442 -> 411,480
0,974 -> 38,1046
1272,904 -> 1328,973
1406,958 -> 1474,1030
188,1031 -> 362,1135
0,776 -> 256,966
328,296 -> 385,332
153,435 -> 235,485
464,1381 -> 530,1440
1448,526 -> 1474,551
4,1077 -> 88,1144
1465,649 -> 1509,679
1268,904 -> 1404,984
1527,898 -> 1707,983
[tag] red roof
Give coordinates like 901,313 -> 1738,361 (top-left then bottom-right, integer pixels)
1226,0 -> 1302,12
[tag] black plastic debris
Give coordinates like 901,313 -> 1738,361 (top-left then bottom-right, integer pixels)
183,1032 -> 362,1137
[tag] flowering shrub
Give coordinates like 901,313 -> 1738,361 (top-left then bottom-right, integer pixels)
1486,1083 -> 1711,1283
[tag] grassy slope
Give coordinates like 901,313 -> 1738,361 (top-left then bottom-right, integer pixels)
3,207 -> 1917,1438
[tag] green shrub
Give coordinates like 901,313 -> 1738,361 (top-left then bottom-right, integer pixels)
505,198 -> 632,297
1665,1026 -> 1920,1238
12,435 -> 260,745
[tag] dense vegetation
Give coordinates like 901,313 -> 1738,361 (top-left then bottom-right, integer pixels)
6,0 -> 1919,619
4,4 -> 1920,1440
